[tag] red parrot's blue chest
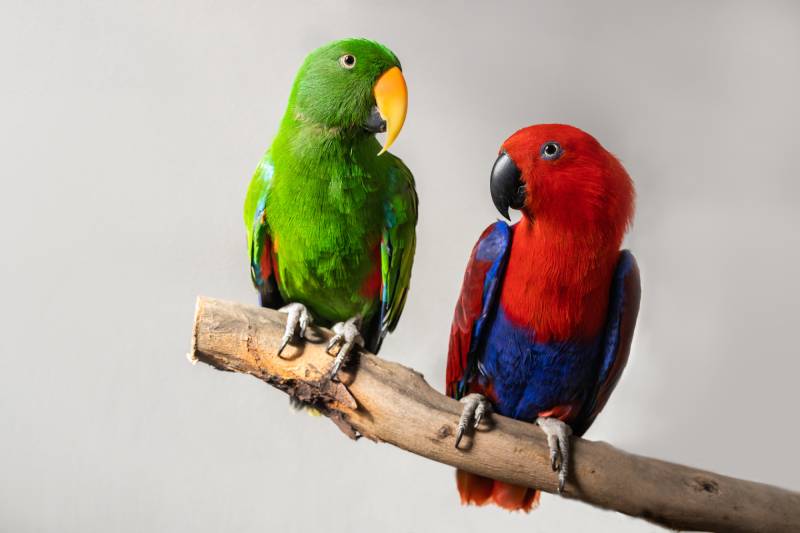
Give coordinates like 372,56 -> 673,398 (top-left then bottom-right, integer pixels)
475,306 -> 603,423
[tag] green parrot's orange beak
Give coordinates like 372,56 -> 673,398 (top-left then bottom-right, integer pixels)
373,66 -> 407,155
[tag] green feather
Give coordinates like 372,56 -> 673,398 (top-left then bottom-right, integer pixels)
380,158 -> 417,337
243,38 -> 417,349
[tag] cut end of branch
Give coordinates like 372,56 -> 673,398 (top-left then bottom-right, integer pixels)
189,296 -> 204,364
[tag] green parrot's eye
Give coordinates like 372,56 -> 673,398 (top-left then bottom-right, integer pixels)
339,54 -> 356,69
540,141 -> 563,160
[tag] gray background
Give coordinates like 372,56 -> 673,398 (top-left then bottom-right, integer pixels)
2,1 -> 799,531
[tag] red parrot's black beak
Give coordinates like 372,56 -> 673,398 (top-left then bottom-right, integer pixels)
490,151 -> 525,220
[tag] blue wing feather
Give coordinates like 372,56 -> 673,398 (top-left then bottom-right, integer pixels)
572,250 -> 641,435
446,221 -> 512,399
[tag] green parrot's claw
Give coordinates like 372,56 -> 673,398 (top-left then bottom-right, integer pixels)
326,316 -> 364,380
277,336 -> 290,357
536,416 -> 572,493
455,393 -> 490,449
277,303 -> 313,358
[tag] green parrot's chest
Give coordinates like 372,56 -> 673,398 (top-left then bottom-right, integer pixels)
265,166 -> 385,324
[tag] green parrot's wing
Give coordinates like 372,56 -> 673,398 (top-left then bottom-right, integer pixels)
243,152 -> 284,308
374,155 -> 418,351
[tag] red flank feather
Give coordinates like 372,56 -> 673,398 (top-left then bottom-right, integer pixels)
360,243 -> 383,298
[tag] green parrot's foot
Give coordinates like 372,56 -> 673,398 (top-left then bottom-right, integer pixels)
277,303 -> 313,357
325,316 -> 364,380
536,416 -> 573,493
455,393 -> 491,449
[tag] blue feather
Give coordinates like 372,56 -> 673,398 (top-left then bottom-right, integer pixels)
457,221 -> 511,397
479,309 -> 601,421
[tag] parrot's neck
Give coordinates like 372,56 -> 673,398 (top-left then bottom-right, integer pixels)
271,114 -> 382,172
292,112 -> 348,139
500,216 -> 622,342
279,106 -> 378,149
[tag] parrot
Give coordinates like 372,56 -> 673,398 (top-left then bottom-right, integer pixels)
244,38 -> 417,378
446,124 -> 640,511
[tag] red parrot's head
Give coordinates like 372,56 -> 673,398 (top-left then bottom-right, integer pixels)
491,124 -> 634,237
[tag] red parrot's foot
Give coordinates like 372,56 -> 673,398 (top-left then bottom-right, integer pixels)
536,416 -> 573,492
455,393 -> 491,448
277,303 -> 313,357
325,316 -> 364,380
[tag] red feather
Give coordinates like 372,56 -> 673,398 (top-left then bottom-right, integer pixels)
446,224 -> 503,398
360,243 -> 383,298
456,470 -> 540,512
499,124 -> 635,342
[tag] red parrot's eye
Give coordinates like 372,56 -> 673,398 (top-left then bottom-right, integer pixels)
541,142 -> 563,160
339,54 -> 356,69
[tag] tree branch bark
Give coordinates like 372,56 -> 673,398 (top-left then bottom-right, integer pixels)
189,296 -> 800,532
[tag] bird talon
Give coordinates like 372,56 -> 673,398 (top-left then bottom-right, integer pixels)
299,313 -> 312,338
326,335 -> 342,354
473,400 -> 487,428
455,393 -> 490,449
325,316 -> 364,379
558,470 -> 567,493
538,416 -> 572,493
276,303 -> 312,358
277,336 -> 291,358
454,426 -> 466,448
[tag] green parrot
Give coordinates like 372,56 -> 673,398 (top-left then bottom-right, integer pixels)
244,38 -> 417,378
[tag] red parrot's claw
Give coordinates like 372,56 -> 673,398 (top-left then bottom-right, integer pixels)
550,448 -> 560,471
537,417 -> 573,494
454,426 -> 466,448
455,393 -> 491,449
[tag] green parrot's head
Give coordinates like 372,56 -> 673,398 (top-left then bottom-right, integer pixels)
290,38 -> 407,154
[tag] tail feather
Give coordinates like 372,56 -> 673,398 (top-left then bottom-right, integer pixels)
456,470 -> 540,512
456,469 -> 494,505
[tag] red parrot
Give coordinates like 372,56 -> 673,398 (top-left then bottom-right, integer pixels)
446,124 -> 640,511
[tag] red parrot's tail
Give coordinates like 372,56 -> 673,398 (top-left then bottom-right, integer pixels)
455,470 -> 540,512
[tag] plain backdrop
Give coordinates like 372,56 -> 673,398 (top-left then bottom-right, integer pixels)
2,1 -> 799,532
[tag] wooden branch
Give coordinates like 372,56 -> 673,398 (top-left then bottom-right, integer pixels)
190,296 -> 800,533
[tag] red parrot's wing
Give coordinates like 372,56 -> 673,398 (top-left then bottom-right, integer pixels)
573,250 -> 641,436
446,221 -> 512,400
